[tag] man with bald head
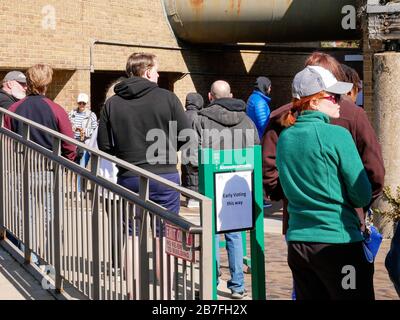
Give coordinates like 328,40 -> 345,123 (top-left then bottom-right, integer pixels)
195,80 -> 259,299
196,80 -> 259,150
209,80 -> 233,100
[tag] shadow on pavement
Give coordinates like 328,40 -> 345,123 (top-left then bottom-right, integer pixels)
0,245 -> 54,300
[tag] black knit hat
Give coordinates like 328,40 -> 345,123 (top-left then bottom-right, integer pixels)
185,92 -> 204,110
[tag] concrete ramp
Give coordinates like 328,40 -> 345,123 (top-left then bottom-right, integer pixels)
0,245 -> 54,300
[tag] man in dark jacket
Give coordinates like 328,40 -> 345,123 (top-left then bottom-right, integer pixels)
184,92 -> 204,127
0,71 -> 27,109
181,92 -> 204,207
4,64 -> 76,262
98,52 -> 190,215
195,80 -> 259,299
262,53 -> 385,235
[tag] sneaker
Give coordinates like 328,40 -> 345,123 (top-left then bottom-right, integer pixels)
231,289 -> 247,299
263,200 -> 272,208
187,199 -> 200,208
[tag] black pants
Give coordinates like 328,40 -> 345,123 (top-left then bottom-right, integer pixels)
181,164 -> 198,192
288,241 -> 375,300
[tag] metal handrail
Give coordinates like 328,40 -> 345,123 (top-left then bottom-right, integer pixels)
0,106 -> 213,300
0,108 -> 209,203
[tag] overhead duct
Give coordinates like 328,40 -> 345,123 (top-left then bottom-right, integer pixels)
163,0 -> 361,44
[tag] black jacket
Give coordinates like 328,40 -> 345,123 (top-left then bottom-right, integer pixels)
184,92 -> 204,128
181,94 -> 204,191
195,98 -> 260,152
185,106 -> 200,130
97,77 -> 190,176
0,89 -> 17,110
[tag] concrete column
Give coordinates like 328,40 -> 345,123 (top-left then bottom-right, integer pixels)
372,52 -> 400,238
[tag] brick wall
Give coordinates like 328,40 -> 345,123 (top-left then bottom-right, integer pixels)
0,1 -> 345,113
0,0 -> 181,109
361,0 -> 383,126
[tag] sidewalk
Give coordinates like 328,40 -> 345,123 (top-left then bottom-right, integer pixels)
0,246 -> 54,300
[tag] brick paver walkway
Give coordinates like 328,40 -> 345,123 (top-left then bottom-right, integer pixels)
218,209 -> 399,300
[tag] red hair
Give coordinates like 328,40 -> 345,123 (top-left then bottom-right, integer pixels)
280,92 -> 325,127
305,52 -> 346,82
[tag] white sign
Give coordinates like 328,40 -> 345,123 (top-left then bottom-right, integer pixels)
215,171 -> 254,233
165,224 -> 194,262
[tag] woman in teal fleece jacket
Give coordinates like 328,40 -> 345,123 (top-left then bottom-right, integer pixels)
276,66 -> 375,300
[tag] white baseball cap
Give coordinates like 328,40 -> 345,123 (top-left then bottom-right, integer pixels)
292,66 -> 353,99
77,93 -> 89,104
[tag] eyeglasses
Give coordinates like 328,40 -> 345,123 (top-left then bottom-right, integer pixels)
321,94 -> 341,104
78,102 -> 87,106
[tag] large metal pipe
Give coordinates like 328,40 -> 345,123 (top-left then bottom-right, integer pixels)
163,0 -> 360,44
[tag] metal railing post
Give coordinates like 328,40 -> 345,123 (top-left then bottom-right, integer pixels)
139,176 -> 150,300
90,154 -> 101,299
0,113 -> 4,240
200,198 -> 213,300
53,137 -> 64,293
22,123 -> 31,264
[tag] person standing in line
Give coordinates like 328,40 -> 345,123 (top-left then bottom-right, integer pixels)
4,64 -> 76,264
341,64 -> 362,105
1,72 -> 28,247
87,80 -> 121,272
98,52 -> 190,218
246,76 -> 272,139
5,64 -> 76,159
68,93 -> 98,193
277,65 -> 374,300
246,76 -> 273,208
181,92 -> 204,208
262,52 -> 384,236
195,80 -> 259,299
0,71 -> 27,110
68,93 -> 98,166
98,53 -> 190,286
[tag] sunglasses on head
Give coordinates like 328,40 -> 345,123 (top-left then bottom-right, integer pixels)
321,94 -> 341,104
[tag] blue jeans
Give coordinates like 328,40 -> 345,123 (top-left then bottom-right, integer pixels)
385,222 -> 400,297
216,232 -> 244,293
117,172 -> 180,236
77,151 -> 90,192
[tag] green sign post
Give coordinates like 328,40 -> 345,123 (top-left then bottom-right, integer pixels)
198,145 -> 266,300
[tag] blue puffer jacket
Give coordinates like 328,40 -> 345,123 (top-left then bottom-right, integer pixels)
246,90 -> 271,139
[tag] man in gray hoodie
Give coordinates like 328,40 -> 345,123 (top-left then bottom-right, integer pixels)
195,80 -> 259,299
